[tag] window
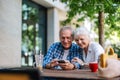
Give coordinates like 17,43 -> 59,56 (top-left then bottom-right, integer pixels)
22,0 -> 47,67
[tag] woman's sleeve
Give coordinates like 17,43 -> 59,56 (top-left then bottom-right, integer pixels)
94,43 -> 104,61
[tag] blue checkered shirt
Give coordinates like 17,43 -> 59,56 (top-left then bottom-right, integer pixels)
43,42 -> 83,69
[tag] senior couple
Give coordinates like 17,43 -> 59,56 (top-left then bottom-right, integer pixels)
43,26 -> 104,70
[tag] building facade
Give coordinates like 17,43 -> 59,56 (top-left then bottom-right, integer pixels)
0,0 -> 67,67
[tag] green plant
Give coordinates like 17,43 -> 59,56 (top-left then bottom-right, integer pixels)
112,44 -> 120,58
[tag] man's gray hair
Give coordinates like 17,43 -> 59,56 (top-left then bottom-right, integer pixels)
74,26 -> 90,39
59,26 -> 74,37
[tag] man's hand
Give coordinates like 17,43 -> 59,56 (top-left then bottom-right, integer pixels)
46,59 -> 58,69
58,61 -> 74,70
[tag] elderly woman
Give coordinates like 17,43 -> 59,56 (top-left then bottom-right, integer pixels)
72,26 -> 104,66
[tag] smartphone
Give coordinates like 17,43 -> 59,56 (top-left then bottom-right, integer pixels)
58,60 -> 66,63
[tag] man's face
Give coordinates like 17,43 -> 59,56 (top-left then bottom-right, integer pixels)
60,29 -> 73,50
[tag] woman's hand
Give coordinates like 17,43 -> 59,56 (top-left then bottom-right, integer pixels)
72,57 -> 84,64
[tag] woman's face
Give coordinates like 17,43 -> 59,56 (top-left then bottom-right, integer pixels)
74,34 -> 90,49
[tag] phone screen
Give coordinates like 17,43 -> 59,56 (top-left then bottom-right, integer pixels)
58,60 -> 66,63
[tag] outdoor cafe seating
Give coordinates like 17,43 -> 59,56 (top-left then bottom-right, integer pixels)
0,47 -> 120,80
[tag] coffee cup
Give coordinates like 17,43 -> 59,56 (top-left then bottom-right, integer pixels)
89,62 -> 98,72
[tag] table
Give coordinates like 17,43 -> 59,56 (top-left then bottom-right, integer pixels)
0,67 -> 119,80
41,69 -> 120,80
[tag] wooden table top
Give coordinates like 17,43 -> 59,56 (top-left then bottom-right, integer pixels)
41,69 -> 120,80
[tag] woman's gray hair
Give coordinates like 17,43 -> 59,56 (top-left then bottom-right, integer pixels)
74,26 -> 90,39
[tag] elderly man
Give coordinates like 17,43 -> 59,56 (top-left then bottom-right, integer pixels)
43,26 -> 83,70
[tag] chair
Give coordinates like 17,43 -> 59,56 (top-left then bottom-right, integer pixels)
0,67 -> 42,80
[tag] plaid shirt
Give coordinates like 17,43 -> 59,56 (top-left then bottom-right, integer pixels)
43,42 -> 83,69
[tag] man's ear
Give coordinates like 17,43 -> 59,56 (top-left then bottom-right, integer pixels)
59,37 -> 61,41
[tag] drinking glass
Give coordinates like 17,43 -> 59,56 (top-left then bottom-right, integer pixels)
34,54 -> 43,71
